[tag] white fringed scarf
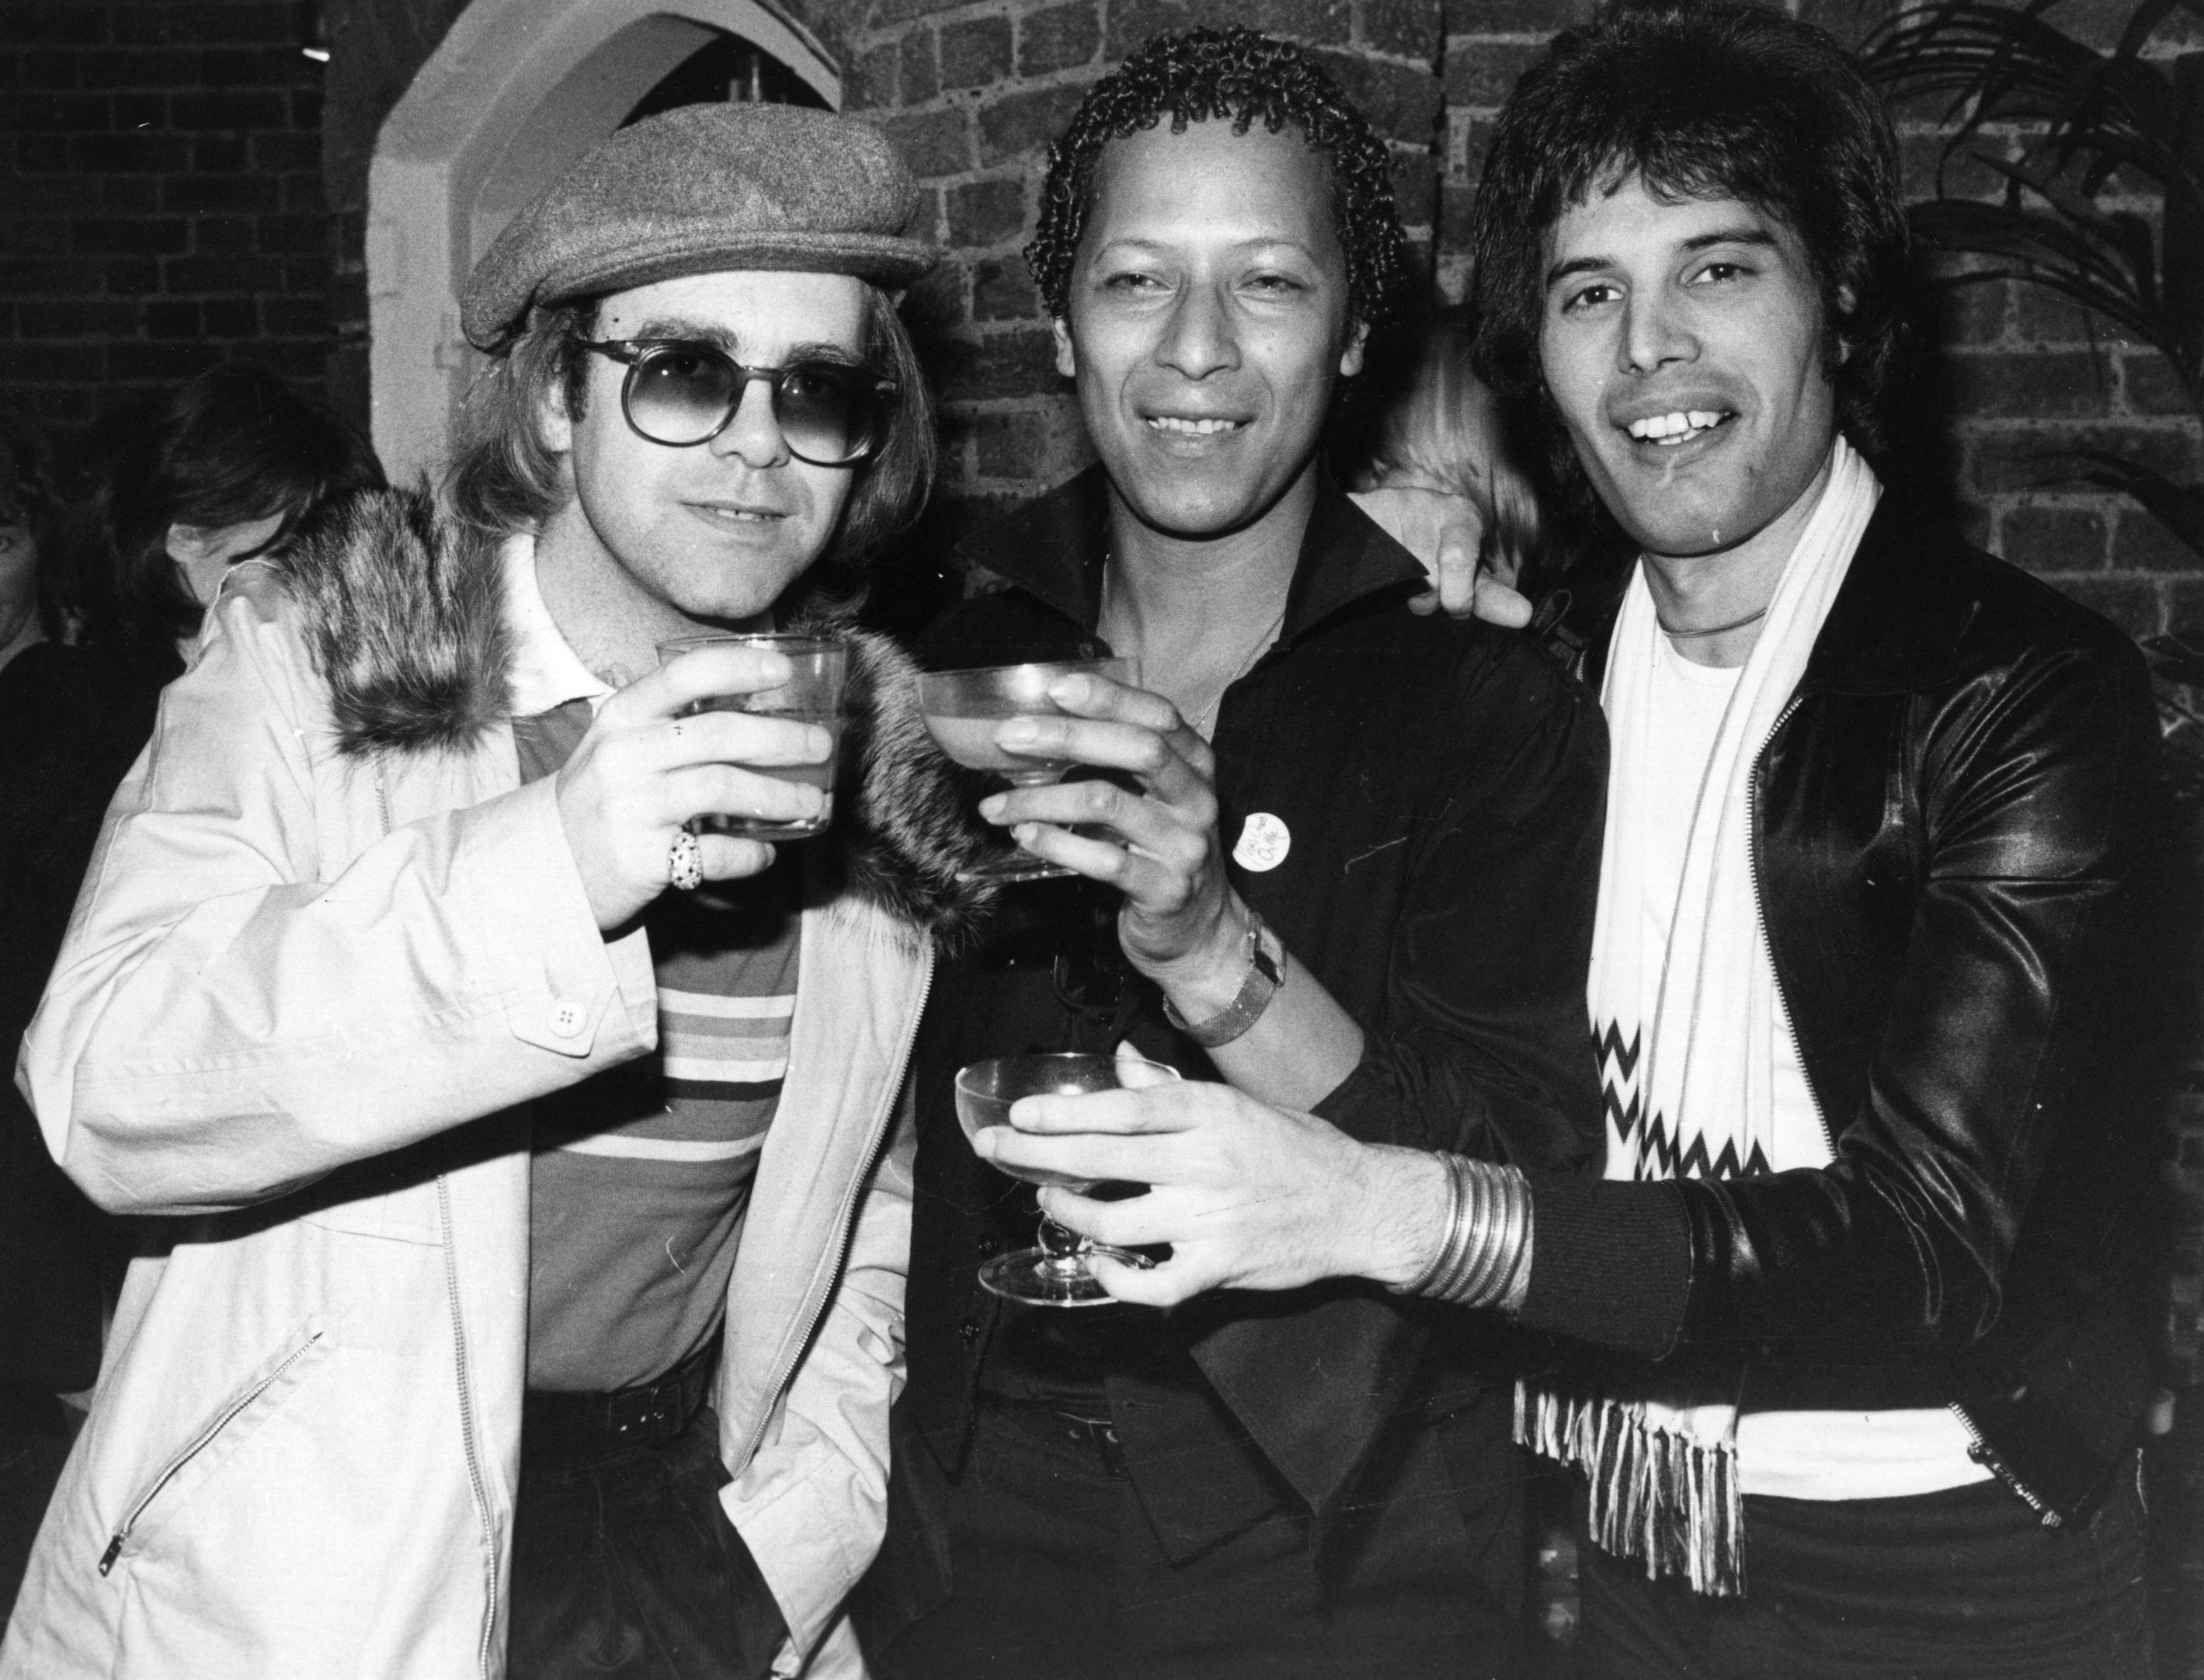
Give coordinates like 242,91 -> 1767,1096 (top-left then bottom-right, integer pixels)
1518,439 -> 1882,1595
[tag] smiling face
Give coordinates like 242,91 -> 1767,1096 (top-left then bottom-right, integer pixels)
1054,119 -> 1366,541
542,269 -> 867,635
1538,173 -> 1838,563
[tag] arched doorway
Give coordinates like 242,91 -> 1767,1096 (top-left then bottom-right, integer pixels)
367,0 -> 839,481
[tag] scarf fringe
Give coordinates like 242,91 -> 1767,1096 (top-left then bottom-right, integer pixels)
1516,1383 -> 1746,1597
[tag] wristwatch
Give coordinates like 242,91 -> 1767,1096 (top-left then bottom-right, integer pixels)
1163,910 -> 1287,1049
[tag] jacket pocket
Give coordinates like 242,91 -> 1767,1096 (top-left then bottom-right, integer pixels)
98,1316 -> 333,1575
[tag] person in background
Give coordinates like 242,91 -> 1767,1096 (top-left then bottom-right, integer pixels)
864,30 -> 1606,1678
980,5 -> 2170,1676
0,371 -> 381,1619
1347,304 -> 1558,603
0,420 -> 60,675
52,365 -> 385,660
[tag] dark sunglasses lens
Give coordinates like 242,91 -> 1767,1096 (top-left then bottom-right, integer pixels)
625,345 -> 739,446
775,363 -> 883,466
621,345 -> 889,463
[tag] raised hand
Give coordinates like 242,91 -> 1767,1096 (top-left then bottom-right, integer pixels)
976,669 -> 1243,981
554,642 -> 833,931
1348,484 -> 1532,626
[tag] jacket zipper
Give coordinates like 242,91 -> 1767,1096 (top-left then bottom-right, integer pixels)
1746,695 -> 1838,1159
378,767 -> 495,1680
440,1176 -> 499,1680
99,1327 -> 327,1574
735,952 -> 933,1477
1753,711 -> 2060,1526
1948,1400 -> 2060,1525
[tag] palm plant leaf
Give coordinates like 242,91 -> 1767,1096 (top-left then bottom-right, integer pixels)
1862,0 -> 2204,402
2077,453 -> 2204,553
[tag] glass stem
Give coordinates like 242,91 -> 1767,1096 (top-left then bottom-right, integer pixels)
1037,1213 -> 1089,1272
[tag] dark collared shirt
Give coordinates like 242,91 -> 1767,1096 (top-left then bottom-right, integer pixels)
899,467 -> 1610,1558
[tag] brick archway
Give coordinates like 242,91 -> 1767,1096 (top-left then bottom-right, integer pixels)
367,0 -> 840,480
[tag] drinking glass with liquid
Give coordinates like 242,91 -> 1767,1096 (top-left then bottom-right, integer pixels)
656,631 -> 847,840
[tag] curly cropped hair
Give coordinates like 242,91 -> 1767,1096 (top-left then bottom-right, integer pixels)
1469,0 -> 1911,494
1025,27 -> 1413,332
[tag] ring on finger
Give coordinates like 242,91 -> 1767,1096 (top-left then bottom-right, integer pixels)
668,827 -> 704,892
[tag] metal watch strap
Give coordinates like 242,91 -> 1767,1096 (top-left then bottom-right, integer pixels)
1163,910 -> 1286,1049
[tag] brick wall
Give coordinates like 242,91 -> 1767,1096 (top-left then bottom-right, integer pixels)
6,0 -> 2192,625
0,0 -> 337,430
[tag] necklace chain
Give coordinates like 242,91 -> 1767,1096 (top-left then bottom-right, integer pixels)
1656,602 -> 1769,640
1102,558 -> 1287,739
1189,597 -> 1288,737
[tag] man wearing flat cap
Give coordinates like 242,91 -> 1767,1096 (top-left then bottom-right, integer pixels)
6,103 -> 981,1680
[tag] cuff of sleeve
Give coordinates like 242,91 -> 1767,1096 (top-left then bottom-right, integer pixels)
721,1449 -> 871,1664
1517,1171 -> 1693,1359
450,776 -> 655,1059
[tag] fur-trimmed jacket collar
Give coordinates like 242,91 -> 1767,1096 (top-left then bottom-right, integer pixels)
279,486 -> 992,942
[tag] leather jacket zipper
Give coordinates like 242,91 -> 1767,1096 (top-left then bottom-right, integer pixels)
735,954 -> 932,1478
1752,693 -> 2060,1529
1746,695 -> 1837,1158
99,1326 -> 327,1574
1948,1401 -> 2060,1526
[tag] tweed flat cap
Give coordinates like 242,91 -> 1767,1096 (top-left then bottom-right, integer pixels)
461,103 -> 937,350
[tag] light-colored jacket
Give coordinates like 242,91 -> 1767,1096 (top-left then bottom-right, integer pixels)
2,491 -> 984,1680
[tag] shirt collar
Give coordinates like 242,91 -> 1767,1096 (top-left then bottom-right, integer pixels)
951,464 -> 1426,644
500,531 -> 614,717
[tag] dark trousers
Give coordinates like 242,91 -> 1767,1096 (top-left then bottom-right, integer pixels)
508,1403 -> 786,1680
875,1396 -> 1528,1680
1577,1463 -> 2154,1680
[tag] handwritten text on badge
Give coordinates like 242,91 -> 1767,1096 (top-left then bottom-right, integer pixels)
1232,812 -> 1291,872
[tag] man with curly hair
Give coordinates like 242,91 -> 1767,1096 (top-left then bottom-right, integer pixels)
860,28 -> 1607,1678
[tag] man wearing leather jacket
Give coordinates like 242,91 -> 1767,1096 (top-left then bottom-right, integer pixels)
975,4 -> 2171,1675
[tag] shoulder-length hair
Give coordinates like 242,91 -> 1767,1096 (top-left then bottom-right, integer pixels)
1468,0 -> 1911,510
444,284 -> 937,607
59,363 -> 384,648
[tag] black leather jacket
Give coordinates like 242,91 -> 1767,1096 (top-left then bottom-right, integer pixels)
1519,500 -> 2172,1523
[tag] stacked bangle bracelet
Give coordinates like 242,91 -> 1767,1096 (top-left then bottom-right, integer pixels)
1395,1153 -> 1534,1311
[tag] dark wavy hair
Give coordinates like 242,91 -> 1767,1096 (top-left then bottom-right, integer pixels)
447,287 -> 937,606
1469,0 -> 1911,506
1025,27 -> 1414,332
59,365 -> 384,648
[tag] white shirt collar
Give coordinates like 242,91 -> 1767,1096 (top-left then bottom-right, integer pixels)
499,531 -> 613,716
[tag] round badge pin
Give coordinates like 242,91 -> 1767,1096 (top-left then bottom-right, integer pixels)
1233,812 -> 1291,872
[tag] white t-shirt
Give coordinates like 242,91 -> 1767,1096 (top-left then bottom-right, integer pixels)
1616,635 -> 1989,1501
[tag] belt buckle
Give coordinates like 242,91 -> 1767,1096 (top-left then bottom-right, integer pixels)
606,1380 -> 676,1445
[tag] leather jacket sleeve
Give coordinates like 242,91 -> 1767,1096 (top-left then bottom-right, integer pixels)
1521,631 -> 2167,1368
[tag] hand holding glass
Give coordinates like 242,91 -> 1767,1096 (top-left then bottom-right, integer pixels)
656,633 -> 846,840
918,658 -> 1132,883
955,1052 -> 1179,1306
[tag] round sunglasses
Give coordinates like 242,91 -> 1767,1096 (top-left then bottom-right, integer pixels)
574,336 -> 898,467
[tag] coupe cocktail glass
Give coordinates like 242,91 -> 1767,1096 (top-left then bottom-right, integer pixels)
918,658 -> 1132,883
954,1051 -> 1177,1307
